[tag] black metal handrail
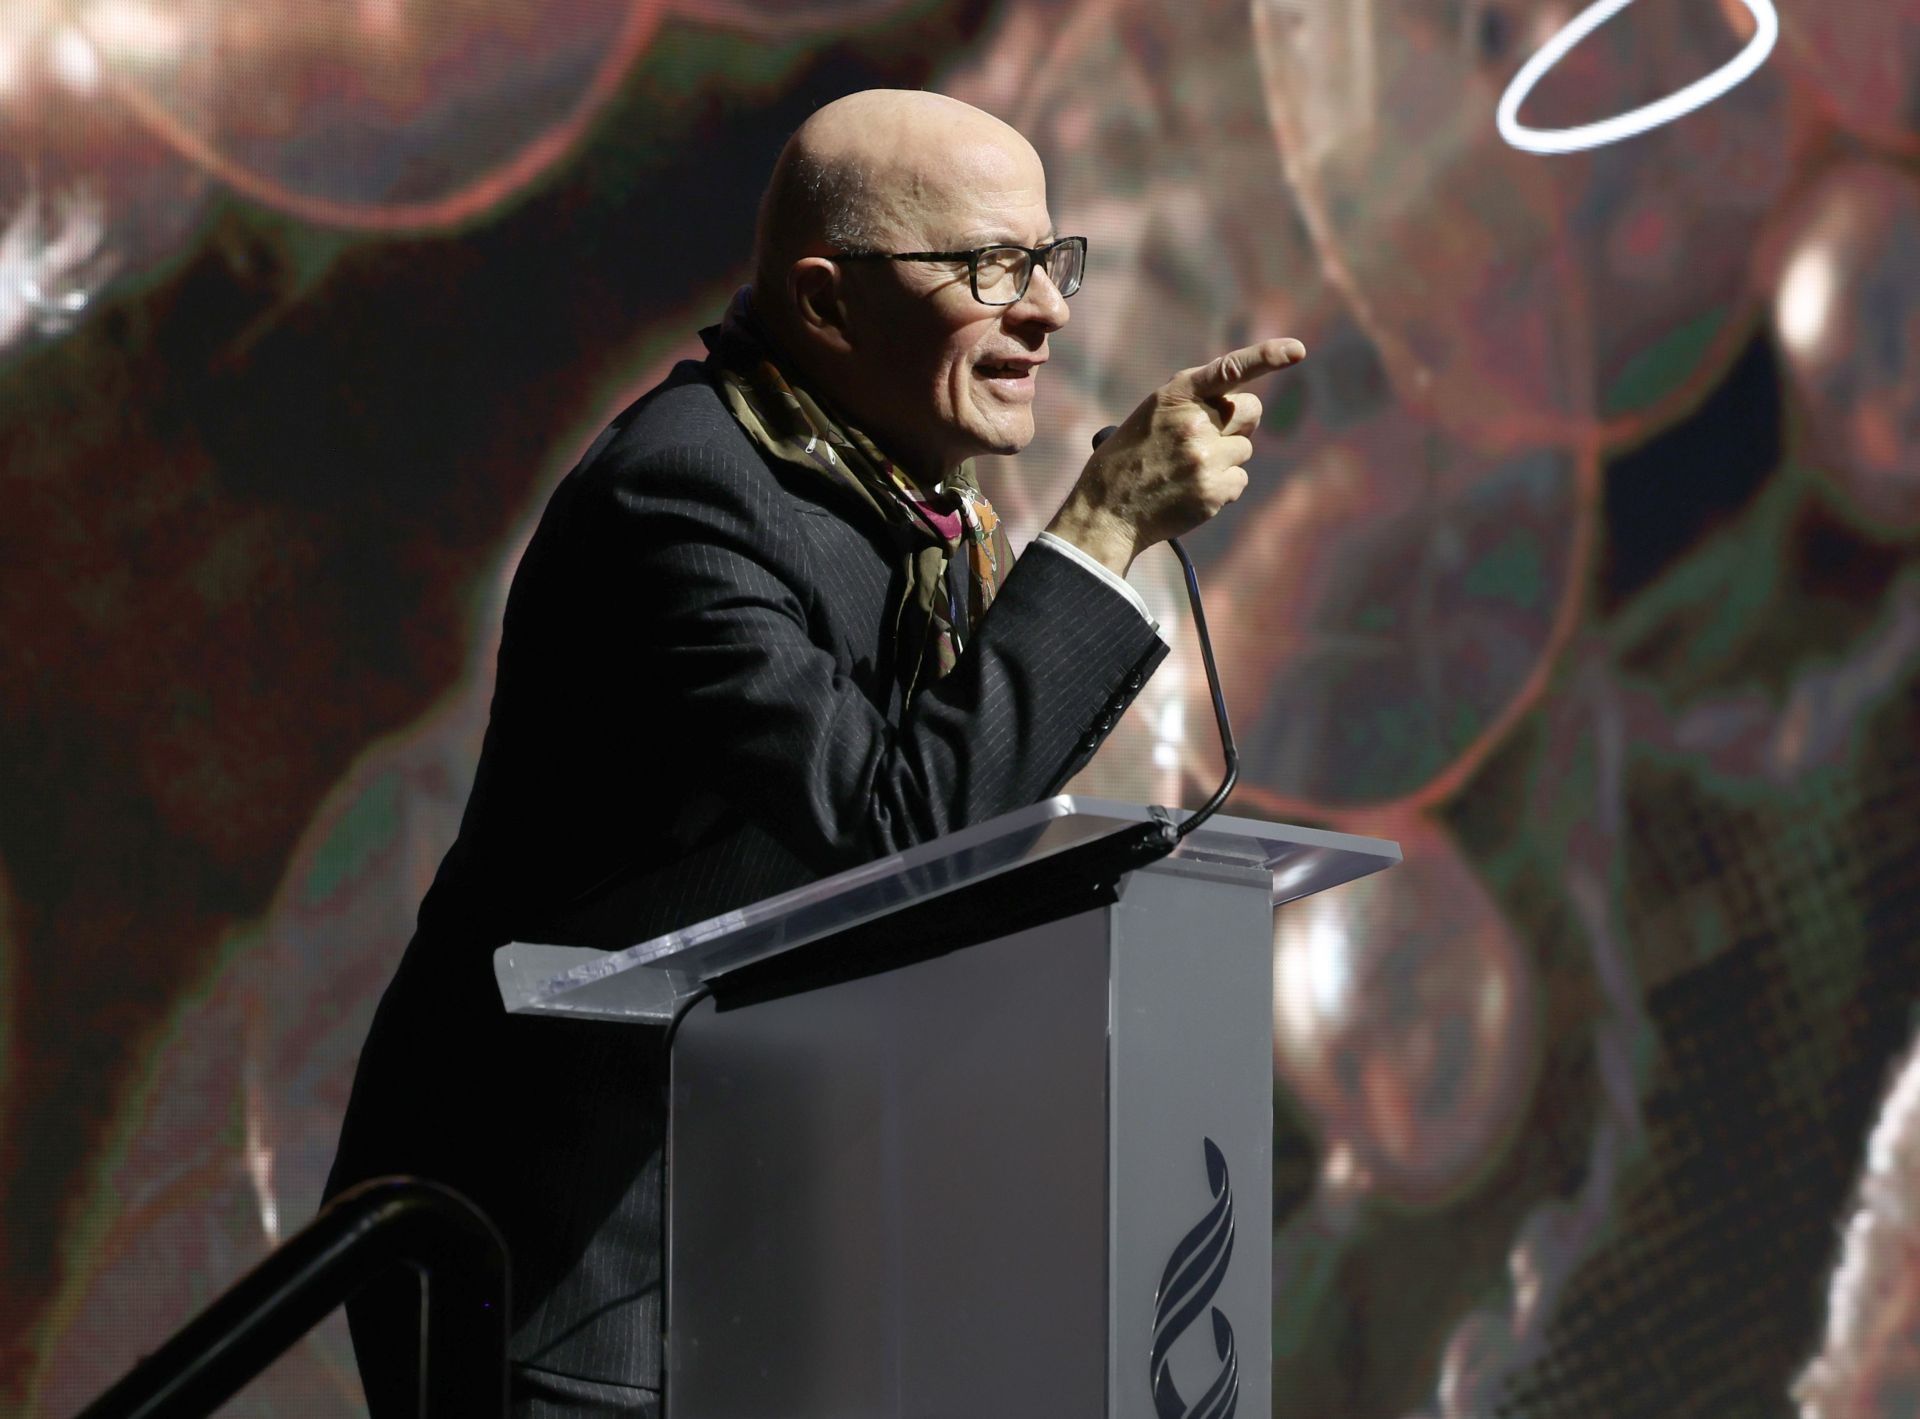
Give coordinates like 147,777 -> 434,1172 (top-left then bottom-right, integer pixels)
74,1176 -> 508,1419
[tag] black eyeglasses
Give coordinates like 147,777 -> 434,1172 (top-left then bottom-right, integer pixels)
833,236 -> 1088,307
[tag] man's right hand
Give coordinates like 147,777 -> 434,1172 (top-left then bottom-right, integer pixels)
1044,337 -> 1307,575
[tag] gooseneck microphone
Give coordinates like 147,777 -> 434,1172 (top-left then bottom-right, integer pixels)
1090,425 -> 1239,841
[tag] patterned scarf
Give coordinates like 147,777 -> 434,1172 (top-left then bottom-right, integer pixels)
700,288 -> 1014,698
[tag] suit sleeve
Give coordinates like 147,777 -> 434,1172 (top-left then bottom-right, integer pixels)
578,439 -> 1169,878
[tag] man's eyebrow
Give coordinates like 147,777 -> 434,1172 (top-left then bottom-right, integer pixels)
955,229 -> 1060,247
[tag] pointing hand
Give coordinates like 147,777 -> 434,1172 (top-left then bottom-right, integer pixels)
1046,338 -> 1307,574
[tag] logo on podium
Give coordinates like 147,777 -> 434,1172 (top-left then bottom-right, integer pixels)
1150,1138 -> 1239,1419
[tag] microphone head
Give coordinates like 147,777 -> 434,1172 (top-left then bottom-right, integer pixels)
1091,424 -> 1120,450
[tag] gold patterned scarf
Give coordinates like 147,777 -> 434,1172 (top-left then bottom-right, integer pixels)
700,288 -> 1014,698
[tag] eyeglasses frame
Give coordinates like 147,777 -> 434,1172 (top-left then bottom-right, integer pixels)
831,235 -> 1088,306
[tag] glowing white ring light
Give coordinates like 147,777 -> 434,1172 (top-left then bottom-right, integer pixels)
1495,0 -> 1778,154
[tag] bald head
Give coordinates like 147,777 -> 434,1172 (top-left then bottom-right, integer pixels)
743,89 -> 1068,480
752,90 -> 1044,303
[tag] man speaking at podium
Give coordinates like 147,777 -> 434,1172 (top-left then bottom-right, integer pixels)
326,87 -> 1304,1417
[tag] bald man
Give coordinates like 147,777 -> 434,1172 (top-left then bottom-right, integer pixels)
325,89 -> 1303,1417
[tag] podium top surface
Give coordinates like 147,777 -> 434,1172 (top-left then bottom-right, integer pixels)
496,796 -> 1400,1023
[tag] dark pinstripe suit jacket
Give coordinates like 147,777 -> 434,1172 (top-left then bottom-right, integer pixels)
325,360 -> 1167,1399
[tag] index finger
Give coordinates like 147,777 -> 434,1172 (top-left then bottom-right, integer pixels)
1171,337 -> 1307,401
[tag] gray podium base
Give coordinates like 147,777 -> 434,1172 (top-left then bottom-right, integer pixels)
666,856 -> 1275,1419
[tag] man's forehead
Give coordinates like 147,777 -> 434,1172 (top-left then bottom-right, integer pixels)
879,140 -> 1052,245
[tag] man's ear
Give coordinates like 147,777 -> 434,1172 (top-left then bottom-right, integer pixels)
788,257 -> 855,356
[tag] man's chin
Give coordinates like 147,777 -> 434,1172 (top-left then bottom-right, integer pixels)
968,415 -> 1036,460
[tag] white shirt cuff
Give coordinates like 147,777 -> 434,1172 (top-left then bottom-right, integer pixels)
1032,531 -> 1164,639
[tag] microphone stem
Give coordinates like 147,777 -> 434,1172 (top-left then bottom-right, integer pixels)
1166,536 -> 1238,840
1085,424 -> 1239,843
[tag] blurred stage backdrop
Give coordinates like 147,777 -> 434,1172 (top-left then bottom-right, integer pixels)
3,0 -> 1920,1414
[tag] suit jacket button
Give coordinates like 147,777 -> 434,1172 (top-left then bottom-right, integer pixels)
1125,671 -> 1144,691
1079,733 -> 1100,753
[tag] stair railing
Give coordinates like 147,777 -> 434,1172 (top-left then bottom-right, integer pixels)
74,1175 -> 508,1419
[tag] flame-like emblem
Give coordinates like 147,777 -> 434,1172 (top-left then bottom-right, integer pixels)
1150,1138 -> 1239,1419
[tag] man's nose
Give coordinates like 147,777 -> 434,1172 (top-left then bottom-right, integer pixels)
1009,264 -> 1071,330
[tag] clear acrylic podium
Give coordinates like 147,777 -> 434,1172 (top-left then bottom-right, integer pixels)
495,796 -> 1399,1418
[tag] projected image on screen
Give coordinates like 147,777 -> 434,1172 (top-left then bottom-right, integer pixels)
3,1 -> 1919,1416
